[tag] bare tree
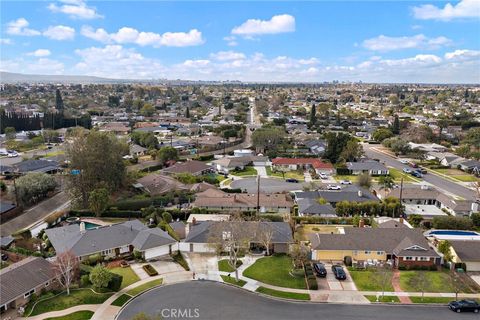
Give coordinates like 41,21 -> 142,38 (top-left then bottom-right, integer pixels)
373,264 -> 393,300
449,270 -> 461,301
409,271 -> 431,302
289,243 -> 309,269
256,222 -> 274,256
207,214 -> 251,281
53,250 -> 79,295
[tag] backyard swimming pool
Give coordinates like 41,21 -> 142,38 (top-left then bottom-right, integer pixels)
429,230 -> 479,236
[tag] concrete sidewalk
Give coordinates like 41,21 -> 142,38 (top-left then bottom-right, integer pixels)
20,304 -> 99,320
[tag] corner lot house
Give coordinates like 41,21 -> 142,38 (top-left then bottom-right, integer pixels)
449,240 -> 480,271
46,220 -> 177,260
310,227 -> 441,268
0,257 -> 56,313
180,221 -> 293,254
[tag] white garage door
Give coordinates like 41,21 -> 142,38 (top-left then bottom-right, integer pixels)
145,245 -> 171,260
466,261 -> 480,272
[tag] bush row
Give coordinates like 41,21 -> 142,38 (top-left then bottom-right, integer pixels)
294,216 -> 372,225
143,264 -> 158,276
398,265 -> 438,271
304,263 -> 318,290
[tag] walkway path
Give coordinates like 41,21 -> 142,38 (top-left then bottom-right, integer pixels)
20,304 -> 99,320
392,270 -> 412,304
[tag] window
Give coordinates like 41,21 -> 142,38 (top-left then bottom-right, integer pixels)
101,249 -> 112,255
45,281 -> 50,287
419,257 -> 430,261
376,251 -> 383,255
24,289 -> 35,298
405,256 -> 413,261
364,251 -> 371,254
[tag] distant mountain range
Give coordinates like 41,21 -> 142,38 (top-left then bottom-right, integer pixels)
0,72 -> 123,84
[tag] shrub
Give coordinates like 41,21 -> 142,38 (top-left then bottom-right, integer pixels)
162,212 -> 173,223
89,265 -> 113,289
307,277 -> 318,290
133,250 -> 143,261
344,256 -> 352,267
143,264 -> 158,276
86,253 -> 103,266
80,274 -> 91,287
108,272 -> 123,291
171,251 -> 190,271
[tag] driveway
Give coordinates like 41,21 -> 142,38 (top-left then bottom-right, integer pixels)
184,253 -> 220,281
323,263 -> 357,291
254,165 -> 268,178
231,177 -> 307,193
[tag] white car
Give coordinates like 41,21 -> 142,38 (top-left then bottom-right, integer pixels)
400,159 -> 409,164
340,180 -> 352,185
7,151 -> 18,158
327,184 -> 341,190
319,173 -> 328,180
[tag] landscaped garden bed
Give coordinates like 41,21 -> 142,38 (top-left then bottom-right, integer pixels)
142,264 -> 158,276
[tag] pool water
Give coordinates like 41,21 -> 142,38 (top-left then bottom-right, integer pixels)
429,230 -> 479,236
84,222 -> 101,229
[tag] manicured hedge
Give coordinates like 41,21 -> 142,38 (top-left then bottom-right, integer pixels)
108,273 -> 123,292
304,263 -> 318,290
69,210 -> 142,218
143,264 -> 158,276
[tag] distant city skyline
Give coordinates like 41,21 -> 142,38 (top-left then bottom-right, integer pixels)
1,0 -> 479,83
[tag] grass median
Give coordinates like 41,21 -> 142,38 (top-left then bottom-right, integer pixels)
256,287 -> 310,300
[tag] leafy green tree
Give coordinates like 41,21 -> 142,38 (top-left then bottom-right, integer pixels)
392,115 -> 400,134
55,89 -> 64,112
433,216 -> 473,230
438,240 -> 453,262
324,132 -> 351,164
408,214 -> 423,228
471,212 -> 480,227
185,106 -> 190,118
373,128 -> 393,142
251,126 -> 286,154
378,175 -> 394,189
140,103 -> 155,117
89,265 -> 113,289
162,211 -> 173,223
89,188 -> 110,217
66,131 -> 127,208
309,104 -> 316,126
4,127 -> 16,140
340,139 -> 363,162
16,172 -> 57,205
157,146 -> 179,165
42,129 -> 60,143
358,172 -> 372,188
465,128 -> 480,150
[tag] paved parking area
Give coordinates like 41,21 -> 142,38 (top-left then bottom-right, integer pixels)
321,262 -> 357,291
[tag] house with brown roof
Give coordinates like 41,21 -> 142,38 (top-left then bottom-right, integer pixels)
449,240 -> 480,271
193,189 -> 293,214
271,158 -> 334,175
0,257 -> 57,313
309,227 -> 441,268
161,160 -> 213,176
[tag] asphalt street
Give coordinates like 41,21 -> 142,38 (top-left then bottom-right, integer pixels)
363,144 -> 477,200
117,281 -> 474,320
0,145 -> 62,166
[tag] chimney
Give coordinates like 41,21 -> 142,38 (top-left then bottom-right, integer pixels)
359,219 -> 365,228
399,217 -> 404,225
79,221 -> 86,233
358,190 -> 363,198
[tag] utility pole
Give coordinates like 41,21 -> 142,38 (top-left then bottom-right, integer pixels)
398,177 -> 404,219
256,175 -> 261,216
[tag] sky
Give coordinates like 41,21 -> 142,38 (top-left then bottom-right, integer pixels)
1,0 -> 479,83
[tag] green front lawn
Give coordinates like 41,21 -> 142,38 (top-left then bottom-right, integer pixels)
348,269 -> 394,292
26,289 -> 113,316
256,287 -> 310,300
111,294 -> 132,307
389,168 -> 418,183
334,175 -> 359,183
268,169 -> 305,181
365,295 -> 400,303
410,297 -> 455,304
221,275 -> 247,287
400,271 -> 454,293
44,310 -> 94,320
243,254 -> 307,289
218,259 -> 243,272
230,166 -> 258,176
109,266 -> 140,289
126,278 -> 163,296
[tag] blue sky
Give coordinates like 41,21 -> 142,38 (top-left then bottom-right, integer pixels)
1,0 -> 479,83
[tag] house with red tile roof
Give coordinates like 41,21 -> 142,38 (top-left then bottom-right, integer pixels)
271,158 -> 334,174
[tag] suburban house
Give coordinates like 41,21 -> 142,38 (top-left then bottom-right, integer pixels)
212,156 -> 268,174
134,173 -> 188,196
346,160 -> 389,176
296,198 -> 337,217
309,227 -> 441,268
0,257 -> 56,313
449,240 -> 480,272
179,220 -> 294,254
12,159 -> 60,174
458,159 -> 480,175
161,160 -> 213,176
271,158 -> 334,175
388,185 -> 478,217
305,140 -> 326,155
193,189 -> 294,213
294,186 -> 379,207
130,144 -> 148,157
45,220 -> 177,261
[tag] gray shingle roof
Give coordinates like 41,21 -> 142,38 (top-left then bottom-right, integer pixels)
0,257 -> 55,305
450,240 -> 480,262
14,159 -> 59,173
184,221 -> 293,244
45,220 -> 175,257
295,186 -> 378,204
297,198 -> 336,216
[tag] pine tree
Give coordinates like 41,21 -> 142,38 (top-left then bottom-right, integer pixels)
392,115 -> 400,134
55,89 -> 64,112
309,104 -> 317,126
185,106 -> 190,118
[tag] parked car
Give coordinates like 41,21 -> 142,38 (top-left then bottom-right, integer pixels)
313,263 -> 327,277
327,184 -> 341,190
419,168 -> 427,174
331,265 -> 347,280
7,150 -> 18,157
1,253 -> 8,261
411,171 -> 423,178
448,300 -> 480,313
340,180 -> 352,185
319,173 -> 328,180
409,162 -> 418,168
402,168 -> 412,174
400,159 -> 409,164
286,178 -> 299,183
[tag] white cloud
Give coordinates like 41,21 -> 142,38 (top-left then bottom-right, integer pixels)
231,14 -> 295,37
362,34 -> 452,51
48,0 -> 103,19
27,49 -> 51,57
210,51 -> 246,61
0,58 -> 64,74
413,0 -> 480,21
0,38 -> 13,45
81,26 -> 204,47
43,25 -> 75,40
223,36 -> 238,47
444,49 -> 480,61
6,18 -> 41,36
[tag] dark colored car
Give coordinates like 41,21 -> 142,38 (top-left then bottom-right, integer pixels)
448,300 -> 479,313
286,178 -> 298,183
313,263 -> 327,277
411,171 -> 423,178
331,264 -> 347,280
1,253 -> 8,261
419,168 -> 428,174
